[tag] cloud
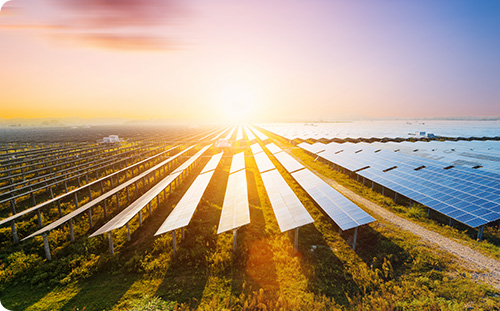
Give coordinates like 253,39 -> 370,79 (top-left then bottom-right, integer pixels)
1,0 -> 186,50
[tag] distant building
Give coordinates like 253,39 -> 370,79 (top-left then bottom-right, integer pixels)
99,135 -> 121,144
215,139 -> 231,148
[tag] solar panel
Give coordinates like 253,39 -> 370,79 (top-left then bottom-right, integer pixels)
0,145 -> 180,227
229,151 -> 245,174
217,169 -> 250,234
200,152 -> 223,175
265,143 -> 283,155
249,125 -> 269,141
253,152 -> 276,173
250,143 -> 264,155
22,145 -> 197,241
155,153 -> 222,235
90,146 -> 210,237
260,170 -> 314,232
173,145 -> 212,175
291,169 -> 375,231
235,126 -> 244,141
272,149 -> 305,173
244,125 -> 256,141
224,126 -> 237,140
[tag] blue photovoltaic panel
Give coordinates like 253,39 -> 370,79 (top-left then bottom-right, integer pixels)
272,150 -> 305,173
90,146 -> 210,237
291,169 -> 375,231
155,153 -> 221,235
261,170 -> 314,232
217,169 -> 250,234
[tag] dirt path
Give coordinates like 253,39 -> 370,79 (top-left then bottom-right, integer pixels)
323,173 -> 500,290
287,148 -> 500,290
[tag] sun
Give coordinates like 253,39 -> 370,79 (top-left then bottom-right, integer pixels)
218,83 -> 257,123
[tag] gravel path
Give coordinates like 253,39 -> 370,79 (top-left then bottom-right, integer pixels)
286,148 -> 500,290
322,173 -> 500,290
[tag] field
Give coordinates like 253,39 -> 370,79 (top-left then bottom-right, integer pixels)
1,125 -> 500,311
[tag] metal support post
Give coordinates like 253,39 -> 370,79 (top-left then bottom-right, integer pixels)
139,211 -> 143,226
126,223 -> 131,241
233,229 -> 238,252
108,232 -> 115,255
88,208 -> 93,229
36,209 -> 43,227
126,187 -> 130,203
148,202 -> 152,215
182,227 -> 185,240
352,227 -> 358,251
477,226 -> 484,241
11,221 -> 18,244
42,233 -> 52,261
172,230 -> 177,255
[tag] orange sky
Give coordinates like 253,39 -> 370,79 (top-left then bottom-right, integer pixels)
1,0 -> 500,122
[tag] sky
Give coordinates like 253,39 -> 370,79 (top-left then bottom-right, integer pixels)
0,0 -> 499,123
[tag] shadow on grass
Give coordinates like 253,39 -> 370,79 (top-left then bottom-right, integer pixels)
298,222 -> 358,307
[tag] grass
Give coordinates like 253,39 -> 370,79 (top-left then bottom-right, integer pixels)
0,140 -> 500,310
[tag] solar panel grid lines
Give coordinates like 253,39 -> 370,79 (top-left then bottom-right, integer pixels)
291,169 -> 375,230
21,145 -> 197,240
260,170 -> 314,232
353,159 -> 494,228
155,153 -> 223,235
272,150 -> 305,174
90,145 -> 211,237
0,145 -> 182,227
217,169 -> 250,234
253,151 -> 276,174
172,145 -> 212,175
229,151 -> 246,174
266,142 -> 375,231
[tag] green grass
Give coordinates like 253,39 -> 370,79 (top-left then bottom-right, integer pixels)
1,141 -> 500,310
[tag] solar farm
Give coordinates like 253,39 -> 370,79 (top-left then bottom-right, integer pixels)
1,123 -> 500,310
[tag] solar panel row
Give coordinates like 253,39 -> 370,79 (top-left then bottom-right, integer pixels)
22,145 -> 197,241
299,142 -> 500,228
90,145 -> 211,237
217,169 -> 250,234
266,143 -> 375,231
260,170 -> 314,232
155,152 -> 223,235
